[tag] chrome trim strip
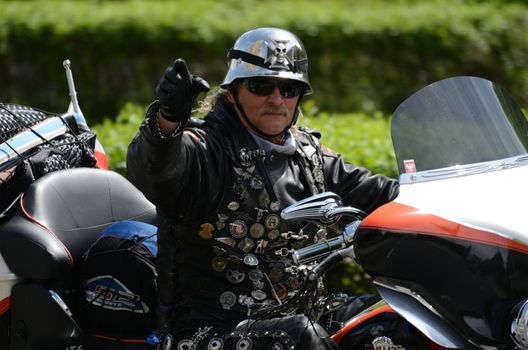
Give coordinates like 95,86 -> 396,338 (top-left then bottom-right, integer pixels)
400,154 -> 528,184
373,279 -> 442,318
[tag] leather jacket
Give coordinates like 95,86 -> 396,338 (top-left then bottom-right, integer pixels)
126,98 -> 399,333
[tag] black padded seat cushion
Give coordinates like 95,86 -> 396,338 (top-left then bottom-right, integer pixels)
0,168 -> 157,280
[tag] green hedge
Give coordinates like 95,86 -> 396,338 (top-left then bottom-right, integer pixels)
1,0 -> 528,123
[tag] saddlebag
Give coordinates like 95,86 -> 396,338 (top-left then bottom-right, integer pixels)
0,103 -> 98,216
80,220 -> 158,349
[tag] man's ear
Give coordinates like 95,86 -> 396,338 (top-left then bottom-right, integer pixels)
226,86 -> 236,103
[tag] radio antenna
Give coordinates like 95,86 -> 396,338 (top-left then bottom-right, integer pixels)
62,59 -> 82,116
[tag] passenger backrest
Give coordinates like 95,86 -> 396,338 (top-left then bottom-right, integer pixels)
0,168 -> 157,280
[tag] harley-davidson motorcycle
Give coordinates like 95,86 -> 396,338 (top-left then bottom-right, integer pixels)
0,60 -> 158,349
280,75 -> 528,349
1,73 -> 527,349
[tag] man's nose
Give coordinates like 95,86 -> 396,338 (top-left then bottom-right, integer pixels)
267,87 -> 284,103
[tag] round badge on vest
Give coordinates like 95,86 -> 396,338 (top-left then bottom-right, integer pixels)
267,229 -> 280,240
264,214 -> 280,230
219,291 -> 237,310
248,268 -> 264,282
251,289 -> 267,301
208,337 -> 224,350
212,256 -> 228,272
230,220 -> 247,238
249,223 -> 265,238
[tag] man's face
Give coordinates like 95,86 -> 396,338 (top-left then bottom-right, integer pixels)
229,78 -> 303,138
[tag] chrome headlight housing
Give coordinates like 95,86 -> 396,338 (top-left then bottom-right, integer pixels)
511,300 -> 528,348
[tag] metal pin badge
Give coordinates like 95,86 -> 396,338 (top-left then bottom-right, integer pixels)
228,201 -> 240,211
255,239 -> 268,254
267,229 -> 280,240
270,201 -> 281,212
250,177 -> 264,190
177,339 -> 193,350
219,291 -> 237,310
216,213 -> 229,230
248,268 -> 264,282
243,253 -> 259,266
258,191 -> 270,208
236,337 -> 253,350
251,289 -> 267,301
230,220 -> 247,238
249,223 -> 265,239
238,294 -> 255,307
199,223 -> 214,239
238,238 -> 256,253
252,280 -> 264,290
226,268 -> 245,284
234,167 -> 251,180
212,256 -> 227,272
264,214 -> 280,230
255,208 -> 268,223
208,338 -> 224,350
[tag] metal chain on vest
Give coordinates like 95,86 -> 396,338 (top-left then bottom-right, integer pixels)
293,128 -> 326,195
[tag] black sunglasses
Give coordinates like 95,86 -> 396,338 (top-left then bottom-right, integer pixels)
242,78 -> 304,98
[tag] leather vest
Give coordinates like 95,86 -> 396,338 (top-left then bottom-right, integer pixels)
172,115 -> 327,326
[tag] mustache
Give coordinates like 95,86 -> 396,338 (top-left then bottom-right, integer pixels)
259,105 -> 288,116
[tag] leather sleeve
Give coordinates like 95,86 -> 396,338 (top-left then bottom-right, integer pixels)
126,102 -> 227,220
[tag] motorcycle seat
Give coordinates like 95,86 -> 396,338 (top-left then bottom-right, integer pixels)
0,167 -> 157,280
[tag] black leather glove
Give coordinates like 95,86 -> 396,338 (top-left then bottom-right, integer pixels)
155,58 -> 210,122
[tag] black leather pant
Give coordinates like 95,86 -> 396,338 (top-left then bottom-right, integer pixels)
174,294 -> 378,350
183,314 -> 337,350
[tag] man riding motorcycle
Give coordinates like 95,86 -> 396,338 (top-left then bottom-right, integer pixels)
126,27 -> 399,349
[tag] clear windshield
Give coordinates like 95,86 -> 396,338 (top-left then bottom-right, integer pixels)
391,76 -> 528,179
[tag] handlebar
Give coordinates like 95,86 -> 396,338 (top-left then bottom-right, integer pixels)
292,220 -> 362,281
310,245 -> 356,278
251,193 -> 365,319
292,220 -> 361,264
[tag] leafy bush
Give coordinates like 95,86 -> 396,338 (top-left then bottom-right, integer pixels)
1,0 -> 527,123
302,101 -> 397,178
92,103 -> 146,176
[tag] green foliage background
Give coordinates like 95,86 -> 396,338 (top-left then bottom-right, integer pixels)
1,0 -> 528,123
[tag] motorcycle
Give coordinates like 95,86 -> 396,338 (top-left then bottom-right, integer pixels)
2,72 -> 527,349
280,76 -> 528,349
0,60 -> 158,349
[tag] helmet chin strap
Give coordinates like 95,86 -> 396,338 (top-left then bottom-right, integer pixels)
230,87 -> 303,140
